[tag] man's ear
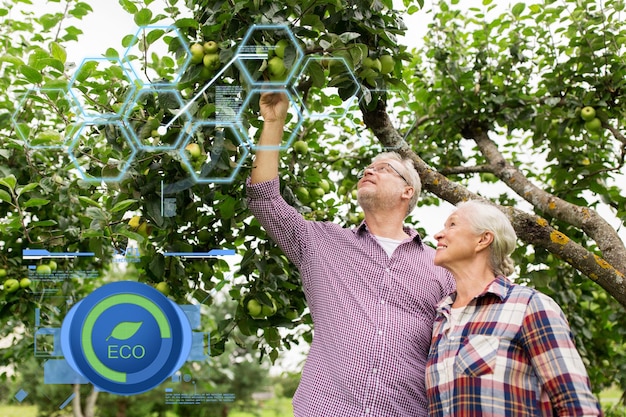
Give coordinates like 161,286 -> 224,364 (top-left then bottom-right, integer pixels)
402,186 -> 414,201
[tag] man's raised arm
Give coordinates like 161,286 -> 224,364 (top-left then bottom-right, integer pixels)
250,92 -> 290,184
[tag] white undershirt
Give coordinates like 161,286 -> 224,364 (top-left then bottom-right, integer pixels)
374,235 -> 404,257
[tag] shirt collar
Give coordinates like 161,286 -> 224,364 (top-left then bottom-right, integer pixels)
356,221 -> 424,246
437,275 -> 512,314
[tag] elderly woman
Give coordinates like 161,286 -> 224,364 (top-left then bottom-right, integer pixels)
425,200 -> 601,416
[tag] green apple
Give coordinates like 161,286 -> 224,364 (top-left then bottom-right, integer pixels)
203,53 -> 220,71
580,106 -> 596,122
198,229 -> 212,242
584,117 -> 602,132
156,281 -> 170,296
4,278 -> 19,293
362,57 -> 382,72
274,39 -> 289,58
310,187 -> 326,200
247,299 -> 263,317
185,143 -> 202,159
379,54 -> 394,74
285,309 -> 299,321
319,178 -> 331,193
293,140 -> 309,155
199,66 -> 213,80
0,268 -> 6,278
19,277 -> 31,289
203,40 -> 219,54
294,186 -> 310,203
48,260 -> 57,271
261,302 -> 276,317
267,56 -> 286,79
190,43 -> 205,65
36,264 -> 52,275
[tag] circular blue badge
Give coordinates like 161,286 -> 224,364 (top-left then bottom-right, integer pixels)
60,281 -> 192,395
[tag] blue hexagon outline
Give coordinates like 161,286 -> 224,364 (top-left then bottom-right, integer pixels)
181,57 -> 244,124
11,87 -> 83,149
122,25 -> 192,87
178,120 -> 250,184
67,56 -> 138,121
237,87 -> 304,151
356,88 -> 414,150
67,119 -> 138,183
291,56 -> 361,120
123,86 -> 193,151
235,24 -> 304,87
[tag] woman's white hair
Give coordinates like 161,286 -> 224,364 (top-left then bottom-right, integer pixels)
371,152 -> 421,216
455,200 -> 517,276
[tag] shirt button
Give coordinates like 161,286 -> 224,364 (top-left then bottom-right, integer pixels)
378,330 -> 383,335
385,268 -> 390,272
372,368 -> 377,374
380,299 -> 385,305
365,408 -> 370,414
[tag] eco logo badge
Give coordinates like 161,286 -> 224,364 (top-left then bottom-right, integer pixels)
60,281 -> 192,395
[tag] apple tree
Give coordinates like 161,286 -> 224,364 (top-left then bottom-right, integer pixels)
1,0 -> 626,409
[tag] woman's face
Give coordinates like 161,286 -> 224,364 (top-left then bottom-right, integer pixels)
433,208 -> 482,269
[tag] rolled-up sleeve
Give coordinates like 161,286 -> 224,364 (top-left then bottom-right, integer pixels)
246,177 -> 309,269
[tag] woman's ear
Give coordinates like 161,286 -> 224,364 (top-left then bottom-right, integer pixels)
477,231 -> 494,250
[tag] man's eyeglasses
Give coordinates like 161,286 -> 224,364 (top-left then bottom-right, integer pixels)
357,163 -> 410,185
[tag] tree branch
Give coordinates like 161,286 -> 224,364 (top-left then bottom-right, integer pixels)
360,99 -> 626,308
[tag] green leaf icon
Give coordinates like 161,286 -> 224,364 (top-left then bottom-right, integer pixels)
105,321 -> 143,341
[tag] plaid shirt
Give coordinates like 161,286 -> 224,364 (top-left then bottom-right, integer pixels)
247,177 -> 454,417
426,275 -> 602,416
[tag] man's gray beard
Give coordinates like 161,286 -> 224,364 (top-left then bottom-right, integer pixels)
357,189 -> 396,213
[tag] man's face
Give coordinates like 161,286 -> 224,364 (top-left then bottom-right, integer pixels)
356,159 -> 410,212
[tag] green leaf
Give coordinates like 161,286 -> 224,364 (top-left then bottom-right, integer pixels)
119,0 -> 138,14
85,206 -> 107,220
146,29 -> 165,46
78,196 -> 100,207
50,42 -> 67,64
104,48 -> 119,58
31,220 -> 57,227
19,65 -> 43,84
111,199 -> 138,213
105,321 -> 142,341
511,2 -> 525,17
22,198 -> 50,208
0,175 -> 17,190
0,189 -> 11,203
174,18 -> 199,29
17,183 -> 39,196
134,8 -> 153,26
73,60 -> 97,82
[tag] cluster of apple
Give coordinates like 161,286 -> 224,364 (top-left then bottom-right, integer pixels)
580,106 -> 602,133
246,293 -> 278,319
128,215 -> 152,238
189,40 -> 221,78
35,260 -> 57,275
359,52 -> 395,85
1,265 -> 39,293
265,39 -> 290,82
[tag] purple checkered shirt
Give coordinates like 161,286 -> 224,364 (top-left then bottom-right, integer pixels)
247,177 -> 454,417
426,275 -> 602,417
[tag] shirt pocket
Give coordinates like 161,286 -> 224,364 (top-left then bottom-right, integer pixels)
454,335 -> 499,377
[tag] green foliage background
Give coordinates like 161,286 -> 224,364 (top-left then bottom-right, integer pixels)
1,0 -> 625,413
